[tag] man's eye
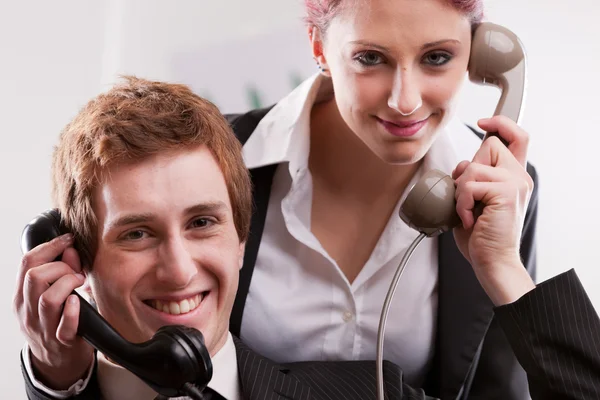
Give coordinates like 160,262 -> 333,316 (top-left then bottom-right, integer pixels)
354,51 -> 385,67
423,51 -> 453,66
123,230 -> 147,240
190,218 -> 213,229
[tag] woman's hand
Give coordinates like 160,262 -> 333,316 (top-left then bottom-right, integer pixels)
452,115 -> 536,305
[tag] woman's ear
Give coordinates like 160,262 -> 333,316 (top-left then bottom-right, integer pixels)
308,26 -> 331,76
238,242 -> 246,270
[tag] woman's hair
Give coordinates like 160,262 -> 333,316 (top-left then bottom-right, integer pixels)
305,0 -> 484,33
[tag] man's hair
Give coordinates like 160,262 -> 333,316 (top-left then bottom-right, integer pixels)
51,76 -> 252,268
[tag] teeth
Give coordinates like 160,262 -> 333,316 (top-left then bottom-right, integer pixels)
180,299 -> 190,314
150,294 -> 204,315
170,302 -> 181,315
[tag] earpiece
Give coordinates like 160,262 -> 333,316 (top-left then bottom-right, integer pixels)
20,209 -> 213,398
468,22 -> 527,126
399,22 -> 527,236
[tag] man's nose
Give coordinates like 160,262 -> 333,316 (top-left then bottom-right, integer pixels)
156,237 -> 197,288
388,66 -> 423,117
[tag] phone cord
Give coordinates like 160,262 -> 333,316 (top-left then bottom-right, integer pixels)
376,232 -> 427,400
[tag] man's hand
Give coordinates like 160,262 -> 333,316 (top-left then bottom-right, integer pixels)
13,233 -> 94,389
452,116 -> 536,305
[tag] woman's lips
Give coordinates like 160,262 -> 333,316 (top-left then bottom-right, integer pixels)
376,116 -> 429,137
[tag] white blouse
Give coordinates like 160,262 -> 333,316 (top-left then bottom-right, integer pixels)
239,73 -> 483,387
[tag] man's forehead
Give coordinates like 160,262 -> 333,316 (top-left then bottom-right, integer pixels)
92,147 -> 232,224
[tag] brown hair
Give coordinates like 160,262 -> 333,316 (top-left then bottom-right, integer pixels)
51,76 -> 252,268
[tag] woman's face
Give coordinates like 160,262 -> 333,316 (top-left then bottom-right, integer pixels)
315,0 -> 472,164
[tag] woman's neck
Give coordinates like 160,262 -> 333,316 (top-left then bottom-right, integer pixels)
308,98 -> 421,203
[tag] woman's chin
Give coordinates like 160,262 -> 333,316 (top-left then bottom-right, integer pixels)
375,143 -> 429,166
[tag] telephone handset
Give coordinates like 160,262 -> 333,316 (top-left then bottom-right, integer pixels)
377,22 -> 528,400
399,22 -> 527,237
20,209 -> 212,400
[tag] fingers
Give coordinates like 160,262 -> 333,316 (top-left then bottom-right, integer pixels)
456,181 -> 505,230
474,135 -> 520,168
452,160 -> 470,180
454,162 -> 513,230
455,162 -> 512,189
23,263 -> 84,328
61,247 -> 82,274
38,271 -> 85,328
477,116 -> 530,167
454,160 -> 533,231
16,234 -> 74,295
56,294 -> 81,346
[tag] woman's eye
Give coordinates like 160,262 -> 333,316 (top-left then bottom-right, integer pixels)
355,51 -> 385,67
423,51 -> 452,66
123,230 -> 147,241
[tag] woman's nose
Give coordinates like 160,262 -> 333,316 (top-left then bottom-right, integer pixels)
155,237 -> 197,288
388,67 -> 423,117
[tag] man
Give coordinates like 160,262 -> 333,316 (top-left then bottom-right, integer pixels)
14,77 -> 600,400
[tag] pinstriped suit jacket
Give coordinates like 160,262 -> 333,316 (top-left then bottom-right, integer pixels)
21,269 -> 600,400
20,333 -> 415,400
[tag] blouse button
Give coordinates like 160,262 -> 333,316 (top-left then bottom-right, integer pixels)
342,311 -> 354,322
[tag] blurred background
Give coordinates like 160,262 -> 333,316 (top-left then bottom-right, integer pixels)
1,0 -> 599,396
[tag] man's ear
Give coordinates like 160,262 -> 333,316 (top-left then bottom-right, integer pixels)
238,242 -> 246,270
308,25 -> 331,77
80,268 -> 95,302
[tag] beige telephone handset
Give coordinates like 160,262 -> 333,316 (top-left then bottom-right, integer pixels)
376,22 -> 528,400
399,22 -> 528,237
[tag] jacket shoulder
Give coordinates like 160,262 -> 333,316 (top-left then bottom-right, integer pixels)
224,105 -> 275,145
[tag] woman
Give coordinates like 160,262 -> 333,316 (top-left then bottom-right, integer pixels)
226,0 -> 538,398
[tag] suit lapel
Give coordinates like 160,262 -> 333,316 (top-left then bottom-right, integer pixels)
229,164 -> 277,337
431,231 -> 495,399
233,337 -> 312,400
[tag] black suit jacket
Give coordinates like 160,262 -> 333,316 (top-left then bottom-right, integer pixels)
20,269 -> 600,400
20,334 -> 420,400
224,107 -> 539,399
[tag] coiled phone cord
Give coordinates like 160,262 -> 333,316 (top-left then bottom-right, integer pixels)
376,232 -> 427,400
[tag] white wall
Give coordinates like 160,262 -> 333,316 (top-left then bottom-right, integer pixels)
0,1 -> 108,395
1,0 -> 599,397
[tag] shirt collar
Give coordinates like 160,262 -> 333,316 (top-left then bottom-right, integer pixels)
242,72 -> 484,178
242,72 -> 332,177
97,332 -> 240,400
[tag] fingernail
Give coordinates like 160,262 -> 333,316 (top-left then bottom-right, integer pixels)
75,273 -> 85,281
60,233 -> 73,242
68,295 -> 78,304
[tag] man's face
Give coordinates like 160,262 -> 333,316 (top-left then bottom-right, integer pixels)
86,145 -> 244,355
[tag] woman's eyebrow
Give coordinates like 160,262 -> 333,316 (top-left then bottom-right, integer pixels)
348,38 -> 461,52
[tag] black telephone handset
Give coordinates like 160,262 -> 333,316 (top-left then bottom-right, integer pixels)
399,22 -> 527,236
20,209 -> 213,400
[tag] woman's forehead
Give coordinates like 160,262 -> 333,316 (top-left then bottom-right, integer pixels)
327,0 -> 471,46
